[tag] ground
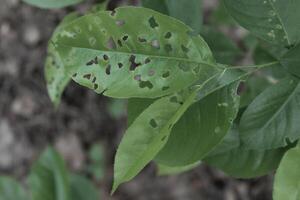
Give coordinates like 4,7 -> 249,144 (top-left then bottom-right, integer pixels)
0,0 -> 273,199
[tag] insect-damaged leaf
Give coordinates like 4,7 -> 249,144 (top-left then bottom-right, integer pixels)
22,0 -> 83,9
223,0 -> 300,46
54,7 -> 220,98
240,77 -> 300,150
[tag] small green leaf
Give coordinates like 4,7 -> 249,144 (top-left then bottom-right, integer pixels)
273,143 -> 300,200
28,147 -> 70,200
280,44 -> 300,78
70,174 -> 99,200
223,0 -> 300,46
55,7 -> 219,98
155,82 -> 240,166
22,0 -> 83,8
141,0 -> 203,33
240,77 -> 300,150
0,177 -> 28,200
157,161 -> 200,176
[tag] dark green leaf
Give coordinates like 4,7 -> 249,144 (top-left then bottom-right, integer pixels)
70,174 -> 99,200
55,7 -> 219,98
141,0 -> 202,33
0,177 -> 28,200
240,77 -> 300,149
22,0 -> 83,8
223,0 -> 300,46
28,147 -> 70,200
280,44 -> 300,78
273,143 -> 300,200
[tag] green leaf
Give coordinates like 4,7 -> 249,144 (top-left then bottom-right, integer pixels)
28,147 -> 70,200
45,13 -> 80,107
155,82 -> 240,166
280,44 -> 300,78
0,177 -> 28,200
204,128 -> 288,178
157,161 -> 200,176
113,87 -> 202,192
240,77 -> 300,150
55,7 -> 219,98
201,26 -> 240,65
141,0 -> 202,33
70,174 -> 99,200
273,143 -> 300,200
223,0 -> 300,46
22,0 -> 83,8
127,98 -> 154,126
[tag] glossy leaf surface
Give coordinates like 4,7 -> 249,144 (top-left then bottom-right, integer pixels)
55,7 -> 219,98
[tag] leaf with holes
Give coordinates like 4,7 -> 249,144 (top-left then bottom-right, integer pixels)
273,143 -> 300,200
155,82 -> 240,167
22,0 -> 83,8
28,147 -> 70,200
141,0 -> 203,33
113,86 -> 203,192
54,7 -> 220,98
240,77 -> 300,150
204,127 -> 288,178
223,0 -> 300,46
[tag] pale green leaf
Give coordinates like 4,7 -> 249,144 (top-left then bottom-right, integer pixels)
28,147 -> 70,200
223,0 -> 300,46
0,177 -> 28,200
240,77 -> 300,149
273,143 -> 300,200
22,0 -> 83,8
70,174 -> 99,200
54,7 -> 219,98
157,161 -> 200,176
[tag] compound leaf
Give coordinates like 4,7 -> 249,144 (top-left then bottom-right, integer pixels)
22,0 -> 83,9
240,77 -> 300,150
55,7 -> 219,98
273,143 -> 300,200
223,0 -> 300,46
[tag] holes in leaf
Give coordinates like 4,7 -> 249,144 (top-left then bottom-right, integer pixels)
179,63 -> 189,72
138,37 -> 147,43
92,77 -> 97,83
148,16 -> 159,29
83,74 -> 91,80
106,37 -> 116,50
122,35 -> 129,41
105,65 -> 111,75
162,86 -> 170,91
181,45 -> 189,53
134,74 -> 141,81
118,63 -> 123,68
116,20 -> 125,26
144,58 -> 151,64
103,54 -> 109,61
72,73 -> 77,77
148,69 -> 155,76
139,80 -> 153,89
149,119 -> 158,128
162,71 -> 170,78
94,84 -> 99,90
129,55 -> 141,71
164,44 -> 172,53
165,32 -> 172,39
86,57 -> 98,66
117,39 -> 123,47
151,40 -> 160,49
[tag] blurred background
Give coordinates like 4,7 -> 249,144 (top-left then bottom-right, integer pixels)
0,0 -> 274,199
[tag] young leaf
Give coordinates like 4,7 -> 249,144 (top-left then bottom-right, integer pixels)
70,174 -> 99,200
54,7 -> 220,98
141,0 -> 203,33
273,143 -> 300,200
280,44 -> 300,78
157,161 -> 200,176
240,77 -> 300,150
155,82 -> 240,166
113,88 -> 202,192
0,177 -> 28,200
22,0 -> 83,9
28,147 -> 70,200
204,130 -> 288,178
223,0 -> 300,46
